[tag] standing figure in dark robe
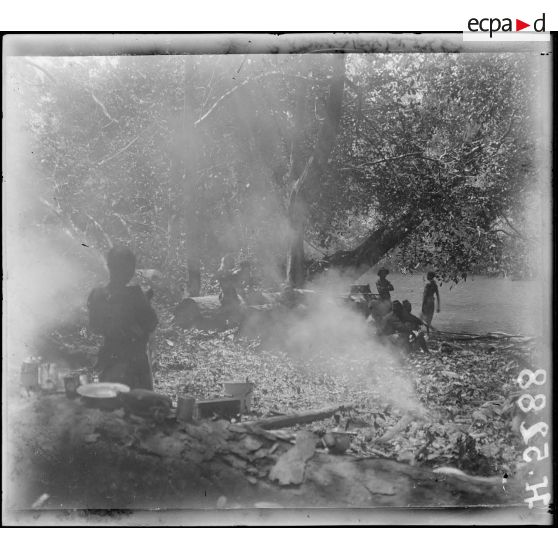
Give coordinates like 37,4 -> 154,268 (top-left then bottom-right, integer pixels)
216,254 -> 242,312
376,267 -> 394,301
88,247 -> 158,390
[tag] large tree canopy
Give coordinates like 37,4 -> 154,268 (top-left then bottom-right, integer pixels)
6,51 -> 545,293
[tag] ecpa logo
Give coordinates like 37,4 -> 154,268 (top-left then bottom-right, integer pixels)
467,12 -> 546,38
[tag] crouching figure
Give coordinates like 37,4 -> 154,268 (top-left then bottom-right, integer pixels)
378,300 -> 428,354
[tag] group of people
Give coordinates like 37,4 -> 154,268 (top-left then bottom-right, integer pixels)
87,247 -> 442,390
368,268 -> 441,354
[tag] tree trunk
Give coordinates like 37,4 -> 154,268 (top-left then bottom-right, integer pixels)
286,189 -> 307,288
311,212 -> 422,279
186,256 -> 201,297
287,55 -> 346,287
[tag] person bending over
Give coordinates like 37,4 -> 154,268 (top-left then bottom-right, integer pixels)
401,300 -> 429,353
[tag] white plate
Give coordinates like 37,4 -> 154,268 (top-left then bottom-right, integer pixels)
77,382 -> 130,399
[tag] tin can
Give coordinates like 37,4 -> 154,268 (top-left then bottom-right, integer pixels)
63,373 -> 81,398
223,381 -> 254,413
176,395 -> 196,423
73,368 -> 91,386
21,358 -> 40,390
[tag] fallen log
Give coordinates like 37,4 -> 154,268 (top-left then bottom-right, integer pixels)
173,289 -> 367,330
245,404 -> 353,430
172,291 -> 289,329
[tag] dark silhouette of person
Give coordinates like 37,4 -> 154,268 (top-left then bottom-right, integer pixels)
401,299 -> 429,353
421,271 -> 441,333
88,246 -> 158,389
401,299 -> 425,330
216,254 -> 241,311
369,267 -> 393,325
379,300 -> 410,336
376,267 -> 394,301
215,255 -> 254,326
379,300 -> 428,353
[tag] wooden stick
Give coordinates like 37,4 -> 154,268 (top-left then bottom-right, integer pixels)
98,135 -> 140,166
245,404 -> 353,431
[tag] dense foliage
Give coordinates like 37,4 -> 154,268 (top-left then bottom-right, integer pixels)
7,52 -> 546,291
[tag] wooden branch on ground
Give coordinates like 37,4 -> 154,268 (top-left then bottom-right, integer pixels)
435,330 -> 534,342
432,467 -> 502,487
246,404 -> 353,431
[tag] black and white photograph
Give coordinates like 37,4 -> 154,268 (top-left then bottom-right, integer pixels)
2,33 -> 553,526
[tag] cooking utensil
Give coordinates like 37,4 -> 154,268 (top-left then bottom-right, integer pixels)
77,382 -> 130,409
21,358 -> 40,391
63,373 -> 82,399
223,381 -> 254,413
323,431 -> 356,454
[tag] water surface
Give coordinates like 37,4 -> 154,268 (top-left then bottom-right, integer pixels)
356,273 -> 548,336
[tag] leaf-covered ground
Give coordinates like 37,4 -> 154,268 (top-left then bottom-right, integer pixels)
32,298 -> 537,483
146,307 -> 532,478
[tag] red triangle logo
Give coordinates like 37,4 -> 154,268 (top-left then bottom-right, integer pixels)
516,19 -> 530,31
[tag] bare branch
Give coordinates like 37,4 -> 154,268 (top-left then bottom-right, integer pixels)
24,59 -> 56,83
495,111 -> 516,148
339,151 -> 444,172
90,91 -> 119,125
492,228 -> 518,238
98,135 -> 140,166
114,213 -> 168,235
194,71 -> 313,128
83,212 -> 113,249
501,215 -> 527,240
